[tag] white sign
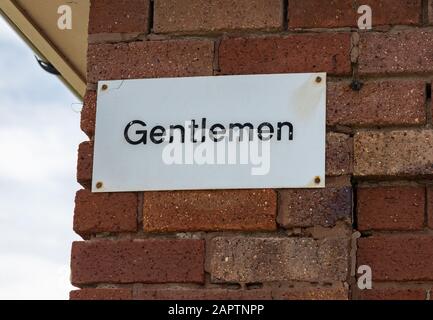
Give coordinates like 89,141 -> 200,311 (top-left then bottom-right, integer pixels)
92,73 -> 326,192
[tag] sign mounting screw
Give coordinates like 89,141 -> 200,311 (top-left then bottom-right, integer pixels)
96,182 -> 103,189
101,84 -> 108,91
315,76 -> 322,83
314,176 -> 321,184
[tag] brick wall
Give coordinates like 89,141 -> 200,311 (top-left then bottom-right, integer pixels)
71,0 -> 433,300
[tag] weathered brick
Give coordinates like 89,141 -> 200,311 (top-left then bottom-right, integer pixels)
428,187 -> 433,229
277,184 -> 352,228
354,287 -> 426,300
326,132 -> 353,176
81,91 -> 96,139
359,30 -> 433,75
154,0 -> 283,34
71,240 -> 204,285
136,289 -> 272,300
77,141 -> 93,189
357,235 -> 433,281
74,189 -> 138,237
135,286 -> 348,300
327,80 -> 426,126
354,129 -> 433,177
208,237 -> 349,283
89,0 -> 150,34
429,0 -> 433,25
70,288 -> 133,300
272,286 -> 348,300
357,186 -> 425,231
143,189 -> 276,232
88,40 -> 214,83
288,0 -> 421,29
219,34 -> 351,76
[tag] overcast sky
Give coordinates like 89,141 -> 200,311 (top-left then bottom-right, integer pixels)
0,15 -> 85,299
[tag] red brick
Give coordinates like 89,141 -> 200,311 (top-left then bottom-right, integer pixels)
277,185 -> 352,228
354,129 -> 433,177
74,189 -> 138,237
143,189 -> 276,232
218,34 -> 351,76
428,187 -> 433,229
326,133 -> 353,176
327,80 -> 426,126
71,240 -> 204,285
357,186 -> 425,231
208,237 -> 349,283
357,235 -> 433,281
429,0 -> 433,25
88,40 -> 214,83
81,91 -> 96,139
154,0 -> 283,34
354,287 -> 426,300
359,30 -> 433,75
70,288 -> 132,300
135,286 -> 348,300
288,0 -> 421,29
77,141 -> 93,189
136,289 -> 272,300
89,0 -> 150,34
273,286 -> 348,300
